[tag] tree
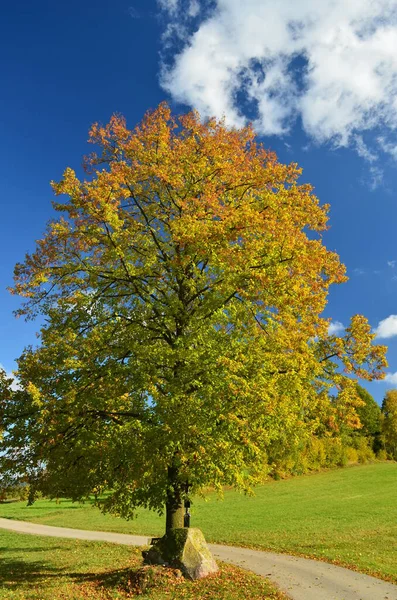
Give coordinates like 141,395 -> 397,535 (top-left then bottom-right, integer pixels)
1,103 -> 387,532
382,390 -> 397,459
0,368 -> 16,495
355,385 -> 381,437
352,384 -> 382,454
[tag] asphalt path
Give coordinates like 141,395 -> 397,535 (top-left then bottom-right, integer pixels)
1,517 -> 396,600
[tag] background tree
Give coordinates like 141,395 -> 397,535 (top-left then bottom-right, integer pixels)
354,384 -> 382,454
355,385 -> 381,436
1,104 -> 387,531
0,368 -> 14,498
382,390 -> 397,459
266,384 -> 382,476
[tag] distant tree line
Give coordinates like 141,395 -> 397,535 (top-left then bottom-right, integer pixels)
266,385 -> 397,478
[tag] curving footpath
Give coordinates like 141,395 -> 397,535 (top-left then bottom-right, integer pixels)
0,517 -> 396,600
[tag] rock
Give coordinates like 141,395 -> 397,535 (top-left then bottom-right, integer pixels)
144,528 -> 218,580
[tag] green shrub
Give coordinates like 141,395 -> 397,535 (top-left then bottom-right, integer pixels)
349,435 -> 375,464
346,446 -> 359,463
376,448 -> 388,461
267,433 -> 382,478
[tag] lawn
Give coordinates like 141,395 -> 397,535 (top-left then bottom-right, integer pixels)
1,463 -> 397,581
0,530 -> 286,599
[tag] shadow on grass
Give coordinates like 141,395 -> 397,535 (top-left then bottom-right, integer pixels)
78,566 -> 141,590
0,557 -> 62,590
19,504 -> 85,510
0,556 -> 142,593
47,499 -> 97,507
0,546 -> 63,553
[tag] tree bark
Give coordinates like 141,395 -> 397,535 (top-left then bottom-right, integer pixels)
165,465 -> 184,532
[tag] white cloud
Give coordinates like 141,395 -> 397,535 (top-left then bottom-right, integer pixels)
355,136 -> 378,163
378,136 -> 397,159
128,6 -> 141,18
159,0 -> 397,153
188,0 -> 200,17
384,372 -> 397,384
328,321 -> 345,336
367,166 -> 384,190
388,260 -> 396,268
374,315 -> 397,338
157,0 -> 180,16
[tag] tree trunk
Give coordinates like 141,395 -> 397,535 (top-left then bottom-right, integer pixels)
165,465 -> 184,532
166,497 -> 184,531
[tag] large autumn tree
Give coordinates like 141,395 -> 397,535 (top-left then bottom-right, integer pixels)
1,104 -> 387,531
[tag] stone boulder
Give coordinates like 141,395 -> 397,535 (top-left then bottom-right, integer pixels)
143,528 -> 218,580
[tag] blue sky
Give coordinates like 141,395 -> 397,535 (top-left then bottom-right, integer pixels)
1,0 -> 397,404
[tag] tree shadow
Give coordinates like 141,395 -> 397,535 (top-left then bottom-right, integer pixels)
0,554 -> 144,594
0,546 -> 63,553
0,557 -> 62,590
76,566 -> 138,589
18,503 -> 84,511
74,564 -> 182,596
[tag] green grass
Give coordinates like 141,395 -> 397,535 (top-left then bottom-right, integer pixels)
2,463 -> 397,581
0,530 -> 286,599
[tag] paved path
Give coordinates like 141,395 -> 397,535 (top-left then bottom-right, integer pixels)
1,517 -> 396,600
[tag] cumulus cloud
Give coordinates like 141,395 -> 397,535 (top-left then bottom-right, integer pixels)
374,315 -> 397,338
328,321 -> 345,336
384,372 -> 397,384
158,0 -> 397,154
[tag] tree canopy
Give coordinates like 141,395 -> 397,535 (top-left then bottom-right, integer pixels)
0,103 -> 387,530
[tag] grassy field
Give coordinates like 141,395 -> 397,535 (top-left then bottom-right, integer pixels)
1,463 -> 397,581
0,530 -> 286,599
